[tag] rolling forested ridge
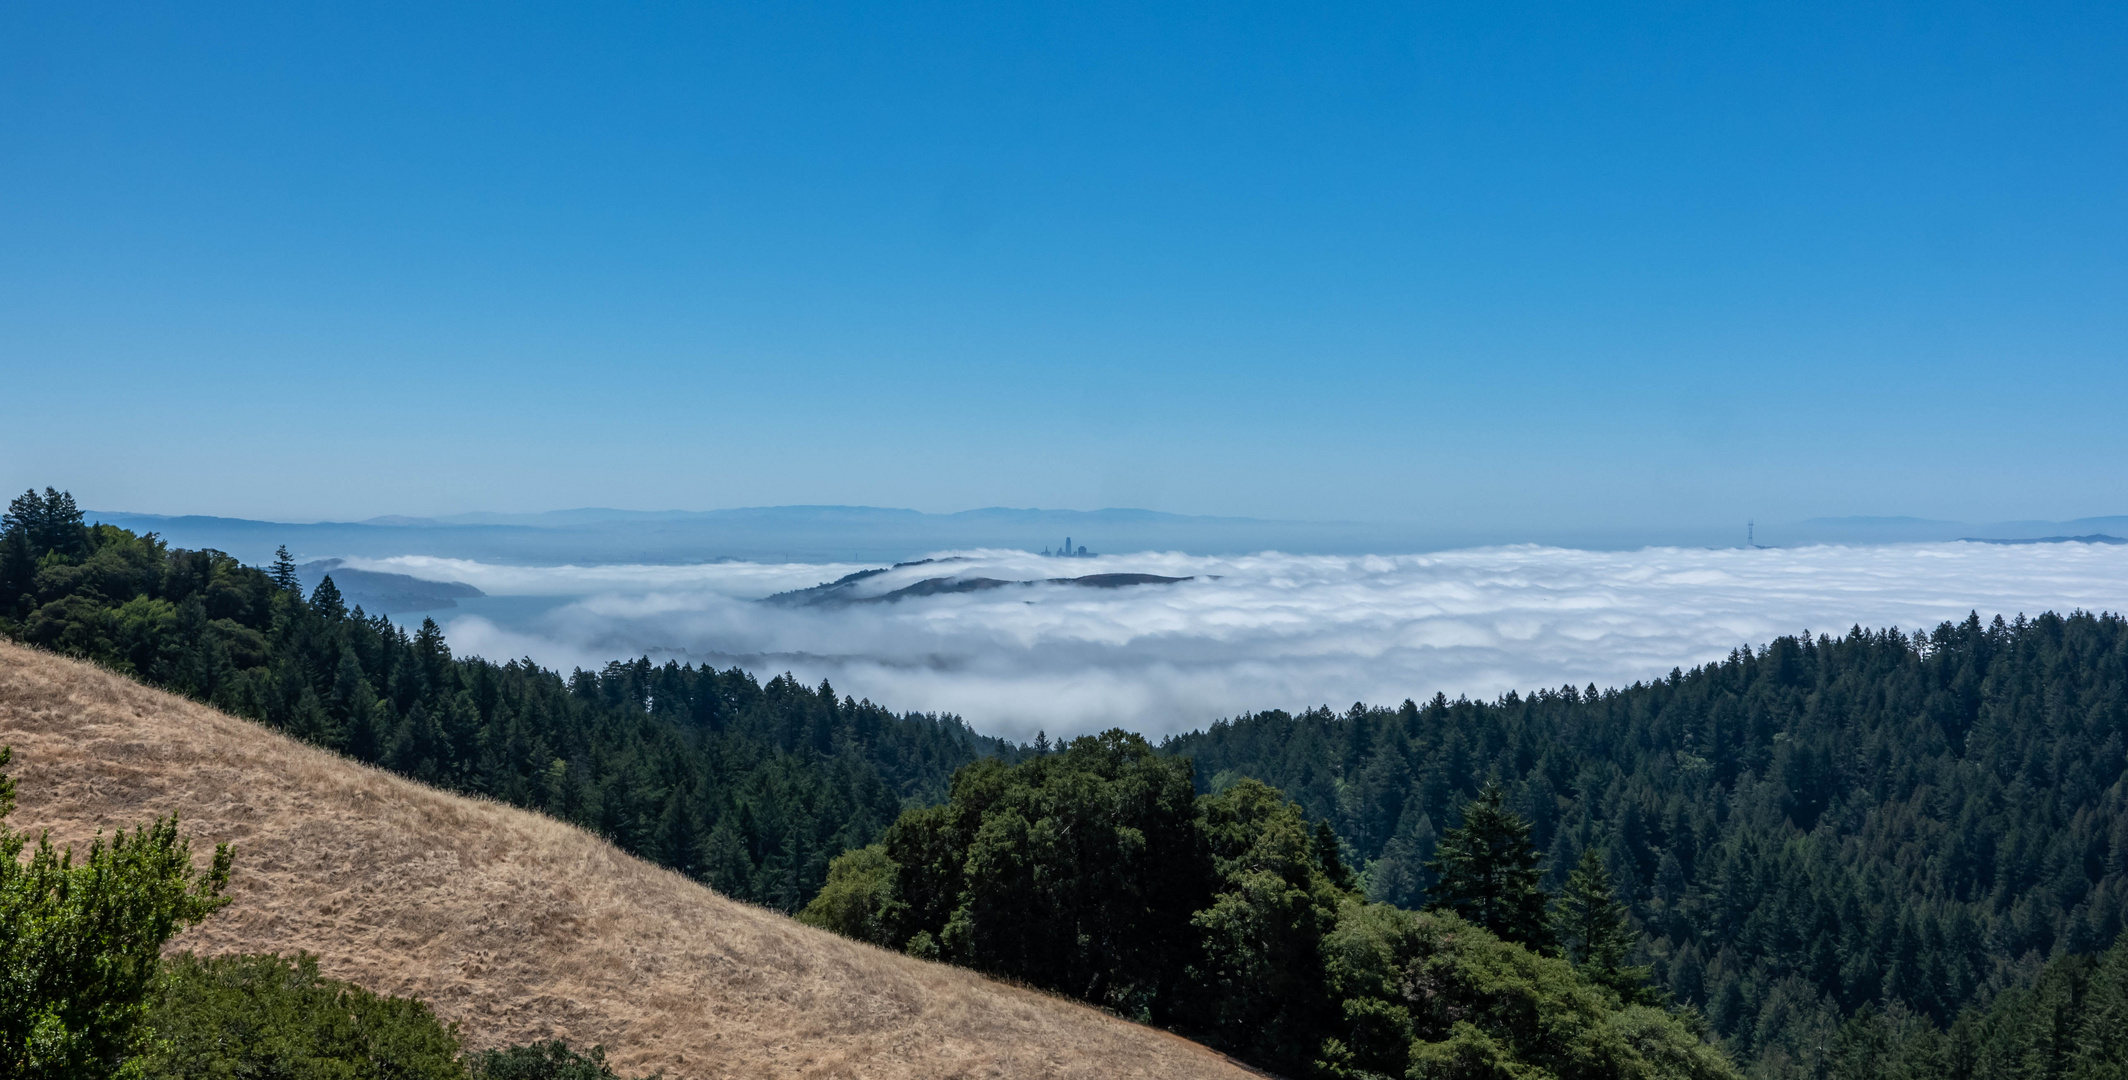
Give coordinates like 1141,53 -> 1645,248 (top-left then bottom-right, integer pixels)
0,487 -> 1019,911
1165,612 -> 2128,1078
7,485 -> 2128,1079
796,735 -> 1739,1079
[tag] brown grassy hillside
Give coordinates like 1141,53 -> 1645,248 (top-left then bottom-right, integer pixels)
0,641 -> 1265,1080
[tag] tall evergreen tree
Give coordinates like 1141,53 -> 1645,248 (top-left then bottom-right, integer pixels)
269,545 -> 300,592
2,487 -> 88,564
0,514 -> 32,613
309,576 -> 346,621
1554,847 -> 1654,1001
1425,782 -> 1553,950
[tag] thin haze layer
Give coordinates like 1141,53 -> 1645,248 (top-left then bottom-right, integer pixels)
357,544 -> 2128,741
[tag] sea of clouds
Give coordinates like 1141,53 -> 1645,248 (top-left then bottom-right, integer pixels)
339,543 -> 2128,741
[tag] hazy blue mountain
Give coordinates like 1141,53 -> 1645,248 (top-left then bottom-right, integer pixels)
1797,515 -> 2128,544
295,559 -> 484,614
1958,534 -> 2127,545
86,506 -> 2128,567
87,506 -> 1449,564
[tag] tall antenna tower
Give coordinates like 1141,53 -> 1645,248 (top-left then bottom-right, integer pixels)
1748,520 -> 1755,546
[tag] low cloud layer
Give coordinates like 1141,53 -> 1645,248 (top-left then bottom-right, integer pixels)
345,544 -> 2128,741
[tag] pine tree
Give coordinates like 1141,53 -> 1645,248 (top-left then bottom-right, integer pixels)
35,488 -> 85,557
1554,847 -> 1654,1000
270,545 -> 300,592
1364,809 -> 1435,908
2,487 -> 87,562
2073,936 -> 2128,1079
0,517 -> 32,622
309,576 -> 347,620
1425,782 -> 1554,950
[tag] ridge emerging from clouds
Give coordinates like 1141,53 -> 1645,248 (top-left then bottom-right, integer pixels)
342,543 -> 2128,740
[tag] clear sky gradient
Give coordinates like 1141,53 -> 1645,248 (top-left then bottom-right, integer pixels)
4,2 -> 2124,531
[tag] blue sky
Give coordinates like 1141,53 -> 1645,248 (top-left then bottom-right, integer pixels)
4,1 -> 2124,531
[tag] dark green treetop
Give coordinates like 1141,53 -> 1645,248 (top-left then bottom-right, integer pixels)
1825,933 -> 2128,1080
804,750 -> 1733,1080
1180,777 -> 1355,1070
1554,846 -> 1657,1003
1321,901 -> 1738,1080
891,729 -> 1208,1015
270,545 -> 301,592
310,575 -> 347,620
1424,781 -> 1554,951
2,488 -> 88,561
1163,611 -> 2128,1073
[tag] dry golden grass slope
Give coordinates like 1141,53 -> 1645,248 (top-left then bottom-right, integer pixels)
0,641 -> 1265,1080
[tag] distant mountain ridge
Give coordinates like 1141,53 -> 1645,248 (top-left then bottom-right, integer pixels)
84,505 -> 2128,566
1956,534 -> 2127,546
295,558 -> 484,613
375,504 -> 1272,528
1800,515 -> 2128,543
85,505 -> 1409,565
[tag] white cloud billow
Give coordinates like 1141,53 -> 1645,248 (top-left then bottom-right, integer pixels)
386,544 -> 2128,741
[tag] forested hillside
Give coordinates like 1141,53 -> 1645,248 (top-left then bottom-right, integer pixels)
1165,611 -> 2128,1077
1824,932 -> 2127,1080
12,484 -> 2128,1079
0,640 -> 1264,1080
800,732 -> 1738,1080
0,488 -> 1018,910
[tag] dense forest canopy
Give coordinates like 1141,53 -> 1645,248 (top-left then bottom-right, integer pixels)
8,486 -> 2128,1079
1820,932 -> 2128,1080
1165,609 -> 2128,1077
799,733 -> 1738,1080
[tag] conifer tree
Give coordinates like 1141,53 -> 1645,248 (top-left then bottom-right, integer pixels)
0,518 -> 32,621
1,487 -> 88,568
1425,782 -> 1553,950
269,545 -> 300,592
1554,847 -> 1655,1000
309,576 -> 346,620
2073,938 -> 2128,1079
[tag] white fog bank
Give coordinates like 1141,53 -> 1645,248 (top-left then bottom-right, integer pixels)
348,543 -> 2128,741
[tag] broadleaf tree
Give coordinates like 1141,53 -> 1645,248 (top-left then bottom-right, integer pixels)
0,745 -> 234,1079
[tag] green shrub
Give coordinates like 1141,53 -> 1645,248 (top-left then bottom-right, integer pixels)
1320,902 -> 1735,1080
796,843 -> 903,947
0,746 -> 232,1080
468,1039 -> 652,1080
133,952 -> 466,1079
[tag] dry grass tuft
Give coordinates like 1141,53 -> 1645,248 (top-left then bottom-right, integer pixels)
0,642 -> 1265,1080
